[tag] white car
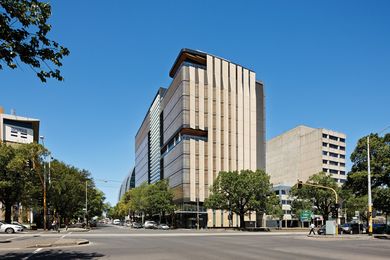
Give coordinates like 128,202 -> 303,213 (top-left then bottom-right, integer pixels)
113,219 -> 121,225
0,222 -> 23,234
143,221 -> 158,229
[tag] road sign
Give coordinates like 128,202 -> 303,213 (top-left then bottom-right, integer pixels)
300,210 -> 312,221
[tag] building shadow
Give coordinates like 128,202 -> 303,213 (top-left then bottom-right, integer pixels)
0,250 -> 104,259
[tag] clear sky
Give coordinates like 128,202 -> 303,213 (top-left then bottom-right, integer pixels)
1,0 -> 389,205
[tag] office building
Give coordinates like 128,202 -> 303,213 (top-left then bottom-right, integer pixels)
132,49 -> 266,228
118,168 -> 136,201
266,125 -> 347,186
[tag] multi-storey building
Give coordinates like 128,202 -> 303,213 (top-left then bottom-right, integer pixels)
266,125 -> 346,186
118,167 -> 135,201
132,49 -> 266,228
0,107 -> 40,145
266,125 -> 346,226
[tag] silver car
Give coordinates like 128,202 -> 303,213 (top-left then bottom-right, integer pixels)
0,222 -> 23,234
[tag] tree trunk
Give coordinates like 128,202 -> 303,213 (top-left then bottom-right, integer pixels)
4,203 -> 12,223
240,212 -> 245,229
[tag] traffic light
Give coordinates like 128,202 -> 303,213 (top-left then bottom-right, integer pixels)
297,181 -> 303,189
331,204 -> 338,219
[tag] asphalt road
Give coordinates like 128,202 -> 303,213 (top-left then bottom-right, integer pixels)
0,224 -> 389,259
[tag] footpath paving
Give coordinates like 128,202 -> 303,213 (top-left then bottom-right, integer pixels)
0,229 -> 90,250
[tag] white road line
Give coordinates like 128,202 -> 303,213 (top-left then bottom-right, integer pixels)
22,248 -> 42,260
61,231 -> 72,238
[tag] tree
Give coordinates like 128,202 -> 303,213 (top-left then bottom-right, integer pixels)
290,198 -> 313,224
0,0 -> 70,82
373,187 -> 390,225
0,142 -> 46,223
291,172 -> 340,221
345,133 -> 390,195
204,170 -> 278,228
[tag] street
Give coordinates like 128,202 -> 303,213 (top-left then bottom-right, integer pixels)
0,224 -> 389,259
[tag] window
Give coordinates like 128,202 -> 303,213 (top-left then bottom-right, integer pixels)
282,200 -> 287,205
340,146 -> 345,151
322,134 -> 328,138
275,190 -> 280,195
340,138 -> 345,143
323,168 -> 328,172
322,151 -> 328,156
330,169 -> 338,174
323,160 -> 328,164
340,179 -> 346,184
340,154 -> 345,159
281,190 -> 286,195
322,142 -> 328,147
330,161 -> 338,166
340,163 -> 345,167
329,135 -> 338,141
329,144 -> 338,149
329,152 -> 338,158
340,171 -> 346,175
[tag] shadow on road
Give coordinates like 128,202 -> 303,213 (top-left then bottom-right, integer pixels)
1,250 -> 104,259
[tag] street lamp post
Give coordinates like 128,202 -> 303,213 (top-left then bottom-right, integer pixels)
39,136 -> 47,231
367,136 -> 373,236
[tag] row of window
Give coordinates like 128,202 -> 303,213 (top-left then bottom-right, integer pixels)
275,189 -> 288,195
322,151 -> 345,159
281,200 -> 292,205
322,160 -> 345,167
322,134 -> 345,143
323,168 -> 346,175
322,142 -> 345,150
283,210 -> 292,215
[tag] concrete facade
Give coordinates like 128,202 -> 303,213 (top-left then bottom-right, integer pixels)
266,125 -> 347,186
132,49 -> 266,228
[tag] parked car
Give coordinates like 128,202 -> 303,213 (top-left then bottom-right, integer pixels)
113,219 -> 121,225
0,222 -> 23,234
157,224 -> 170,230
11,221 -> 28,231
341,223 -> 353,234
143,221 -> 158,229
132,222 -> 143,229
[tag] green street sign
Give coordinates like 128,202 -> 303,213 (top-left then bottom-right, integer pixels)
300,210 -> 313,221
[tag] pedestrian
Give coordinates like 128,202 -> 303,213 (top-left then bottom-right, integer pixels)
308,222 -> 316,236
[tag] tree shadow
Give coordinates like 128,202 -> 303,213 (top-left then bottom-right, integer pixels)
1,249 -> 104,259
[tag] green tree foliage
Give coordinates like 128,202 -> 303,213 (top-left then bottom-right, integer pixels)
343,133 -> 390,222
115,180 -> 175,221
48,160 -> 105,222
0,0 -> 70,82
345,134 -> 390,195
0,142 -> 46,223
291,172 -> 340,221
290,198 -> 313,221
204,170 -> 279,228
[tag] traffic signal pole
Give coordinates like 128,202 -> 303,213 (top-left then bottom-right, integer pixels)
297,180 -> 339,235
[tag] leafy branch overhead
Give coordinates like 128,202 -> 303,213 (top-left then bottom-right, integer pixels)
0,0 -> 69,82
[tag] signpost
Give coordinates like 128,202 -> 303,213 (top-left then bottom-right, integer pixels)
300,210 -> 312,222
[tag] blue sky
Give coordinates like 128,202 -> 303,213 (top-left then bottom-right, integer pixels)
1,0 -> 389,205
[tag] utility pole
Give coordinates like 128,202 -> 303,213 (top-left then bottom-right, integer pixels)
367,136 -> 373,236
40,136 -> 47,231
85,180 -> 88,228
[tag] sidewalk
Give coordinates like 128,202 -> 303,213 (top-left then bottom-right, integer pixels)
0,236 -> 89,250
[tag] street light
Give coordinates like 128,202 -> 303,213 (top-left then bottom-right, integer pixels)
39,136 -> 48,231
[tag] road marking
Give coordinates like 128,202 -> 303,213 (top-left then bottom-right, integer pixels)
61,231 -> 72,238
22,248 -> 42,260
